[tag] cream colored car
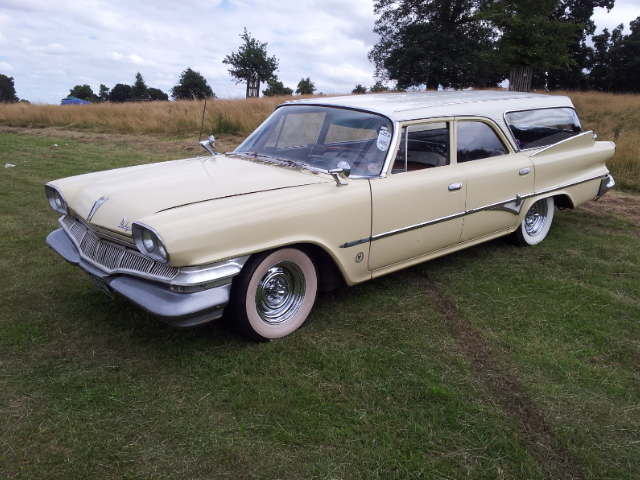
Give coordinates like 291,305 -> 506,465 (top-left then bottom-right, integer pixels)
45,91 -> 615,341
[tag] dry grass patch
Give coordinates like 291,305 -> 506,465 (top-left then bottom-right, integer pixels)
569,91 -> 640,191
1,91 -> 638,189
0,97 -> 294,137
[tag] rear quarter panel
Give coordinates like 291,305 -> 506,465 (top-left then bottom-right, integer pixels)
529,133 -> 614,207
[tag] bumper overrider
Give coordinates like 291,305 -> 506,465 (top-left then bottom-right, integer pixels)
597,174 -> 615,199
46,216 -> 249,327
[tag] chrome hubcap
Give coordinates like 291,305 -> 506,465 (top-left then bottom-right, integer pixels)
524,199 -> 548,236
255,261 -> 306,325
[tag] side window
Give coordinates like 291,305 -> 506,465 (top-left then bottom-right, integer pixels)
392,122 -> 449,174
456,121 -> 508,163
505,108 -> 582,150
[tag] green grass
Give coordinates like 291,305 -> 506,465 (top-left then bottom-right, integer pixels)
1,130 -> 638,479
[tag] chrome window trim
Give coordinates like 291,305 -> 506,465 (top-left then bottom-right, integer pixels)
338,173 -> 606,248
503,106 -> 582,152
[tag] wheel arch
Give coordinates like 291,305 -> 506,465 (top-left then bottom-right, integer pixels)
553,193 -> 575,210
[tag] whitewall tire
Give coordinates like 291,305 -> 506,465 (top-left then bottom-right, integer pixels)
513,197 -> 555,246
230,248 -> 318,342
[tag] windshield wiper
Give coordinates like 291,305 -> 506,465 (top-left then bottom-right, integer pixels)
233,151 -> 316,173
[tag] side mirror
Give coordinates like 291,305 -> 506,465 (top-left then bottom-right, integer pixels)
328,161 -> 351,186
199,135 -> 217,155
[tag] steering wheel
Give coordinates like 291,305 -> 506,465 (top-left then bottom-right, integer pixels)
334,148 -> 369,163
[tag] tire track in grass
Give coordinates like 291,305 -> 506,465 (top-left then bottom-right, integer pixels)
407,270 -> 587,480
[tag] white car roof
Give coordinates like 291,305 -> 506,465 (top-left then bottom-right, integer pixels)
284,90 -> 575,125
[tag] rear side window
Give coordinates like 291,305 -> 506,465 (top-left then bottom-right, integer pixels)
456,121 -> 508,163
506,108 -> 582,150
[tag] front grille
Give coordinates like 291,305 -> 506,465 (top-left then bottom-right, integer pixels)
61,215 -> 178,282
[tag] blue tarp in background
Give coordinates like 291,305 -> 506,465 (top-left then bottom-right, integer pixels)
61,96 -> 91,105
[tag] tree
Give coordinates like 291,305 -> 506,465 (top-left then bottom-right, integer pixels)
543,0 -> 615,90
0,74 -> 19,103
352,84 -> 367,94
223,28 -> 279,98
296,77 -> 316,95
588,24 -> 623,91
132,72 -> 149,100
608,17 -> 640,92
171,68 -> 214,100
369,0 -> 501,90
370,81 -> 389,92
147,87 -> 169,101
68,84 -> 98,102
478,0 -> 582,91
109,83 -> 133,102
99,84 -> 110,102
262,76 -> 293,96
589,17 -> 640,93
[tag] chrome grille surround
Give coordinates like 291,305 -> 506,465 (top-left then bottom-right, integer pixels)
60,215 -> 179,282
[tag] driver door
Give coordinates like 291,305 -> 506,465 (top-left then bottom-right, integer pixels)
369,121 -> 466,270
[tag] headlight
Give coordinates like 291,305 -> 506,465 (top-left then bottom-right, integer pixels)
45,184 -> 68,215
132,223 -> 169,263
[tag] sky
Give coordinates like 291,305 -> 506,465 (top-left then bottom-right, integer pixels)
1,0 -> 639,105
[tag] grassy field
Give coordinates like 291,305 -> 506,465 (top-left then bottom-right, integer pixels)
1,123 -> 639,479
0,90 -> 639,190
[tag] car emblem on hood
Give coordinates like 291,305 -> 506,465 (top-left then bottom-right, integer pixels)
118,217 -> 132,231
87,197 -> 108,221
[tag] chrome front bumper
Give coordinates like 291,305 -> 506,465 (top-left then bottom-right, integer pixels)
46,228 -> 234,327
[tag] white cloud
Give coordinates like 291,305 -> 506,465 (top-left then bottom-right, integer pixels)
129,54 -> 145,64
7,0 -> 634,104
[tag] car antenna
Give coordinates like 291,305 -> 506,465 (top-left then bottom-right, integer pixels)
197,97 -> 207,158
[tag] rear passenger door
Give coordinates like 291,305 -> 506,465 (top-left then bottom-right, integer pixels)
455,118 -> 535,242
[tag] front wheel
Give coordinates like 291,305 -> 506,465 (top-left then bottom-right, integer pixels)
229,248 -> 318,342
512,197 -> 555,246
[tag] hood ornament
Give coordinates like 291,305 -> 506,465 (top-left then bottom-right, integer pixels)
87,197 -> 108,221
118,217 -> 132,231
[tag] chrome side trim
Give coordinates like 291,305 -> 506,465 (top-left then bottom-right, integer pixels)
339,173 -> 606,248
529,131 -> 594,157
339,238 -> 371,249
170,256 -> 250,291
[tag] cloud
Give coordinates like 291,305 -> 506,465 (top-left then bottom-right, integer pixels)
7,0 -> 635,104
0,61 -> 14,72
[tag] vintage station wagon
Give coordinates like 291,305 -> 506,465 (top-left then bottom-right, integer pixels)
45,91 -> 615,341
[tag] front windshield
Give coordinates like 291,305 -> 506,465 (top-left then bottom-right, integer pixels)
235,105 -> 394,177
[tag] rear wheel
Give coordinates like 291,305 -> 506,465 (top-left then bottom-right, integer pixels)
230,248 -> 318,342
512,197 -> 555,246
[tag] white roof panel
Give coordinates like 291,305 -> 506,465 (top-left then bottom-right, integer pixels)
284,91 -> 575,123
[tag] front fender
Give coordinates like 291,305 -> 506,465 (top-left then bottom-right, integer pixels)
138,181 -> 374,286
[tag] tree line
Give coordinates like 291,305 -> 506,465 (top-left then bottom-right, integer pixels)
369,0 -> 640,93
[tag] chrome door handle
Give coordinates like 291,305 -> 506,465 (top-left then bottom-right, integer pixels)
519,167 -> 531,176
448,182 -> 463,191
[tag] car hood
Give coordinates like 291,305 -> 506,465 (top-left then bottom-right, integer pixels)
54,154 -> 331,235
